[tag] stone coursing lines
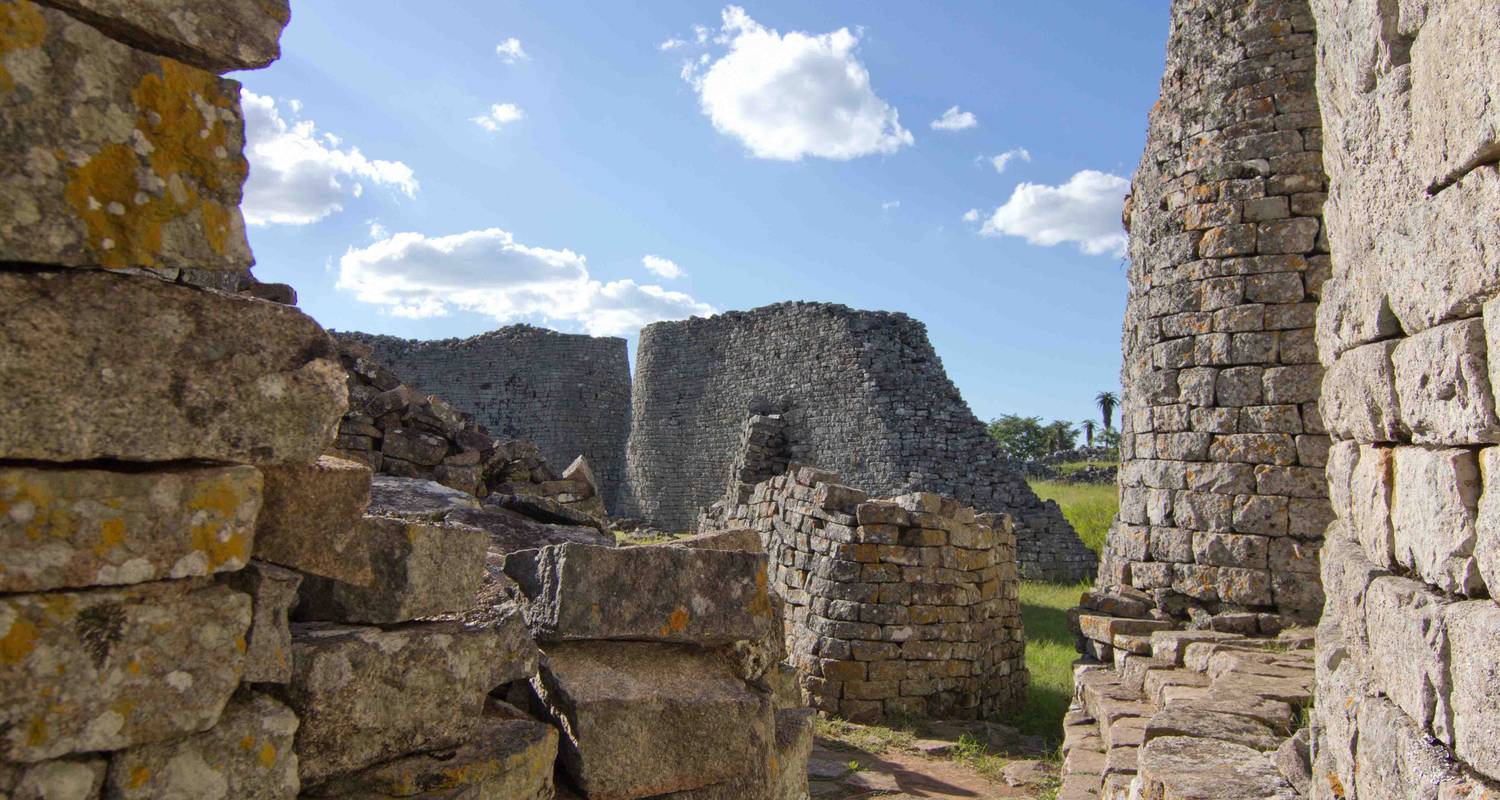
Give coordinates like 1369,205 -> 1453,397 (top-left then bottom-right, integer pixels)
704,465 -> 1029,724
627,301 -> 1098,581
1102,0 -> 1332,624
335,327 -> 632,514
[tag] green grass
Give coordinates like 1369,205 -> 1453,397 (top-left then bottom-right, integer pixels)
1013,580 -> 1090,745
1052,460 -> 1118,475
1028,480 -> 1116,555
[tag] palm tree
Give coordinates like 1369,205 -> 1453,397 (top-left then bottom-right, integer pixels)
1096,391 -> 1118,431
1082,419 -> 1097,448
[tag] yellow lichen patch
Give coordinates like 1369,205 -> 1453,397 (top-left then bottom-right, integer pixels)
239,734 -> 255,751
0,0 -> 45,92
658,606 -> 690,637
258,741 -> 276,768
0,619 -> 37,664
749,566 -> 774,618
128,766 -> 152,789
235,635 -> 247,653
94,517 -> 126,557
64,56 -> 246,268
189,523 -> 249,571
186,479 -> 251,570
25,716 -> 47,747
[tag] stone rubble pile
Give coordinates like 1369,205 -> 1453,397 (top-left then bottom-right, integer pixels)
332,338 -> 608,518
1059,626 -> 1314,800
704,465 -> 1028,723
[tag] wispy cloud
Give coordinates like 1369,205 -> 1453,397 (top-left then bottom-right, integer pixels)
496,38 -> 528,63
930,105 -> 978,131
471,103 -> 525,132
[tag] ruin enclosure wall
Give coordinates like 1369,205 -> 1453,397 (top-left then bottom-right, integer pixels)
1102,0 -> 1331,623
705,466 -> 1028,723
334,327 -> 631,513
625,301 -> 1097,581
1310,0 -> 1500,795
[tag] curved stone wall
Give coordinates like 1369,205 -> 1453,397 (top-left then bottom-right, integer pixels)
334,327 -> 631,513
623,301 -> 1097,581
1312,0 -> 1500,794
1102,0 -> 1330,623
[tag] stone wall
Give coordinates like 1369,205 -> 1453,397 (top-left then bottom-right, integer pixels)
626,301 -> 1097,581
1310,0 -> 1500,796
704,466 -> 1028,723
335,326 -> 631,513
1101,0 -> 1330,623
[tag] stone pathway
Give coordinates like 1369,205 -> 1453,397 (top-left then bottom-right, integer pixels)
809,721 -> 1057,799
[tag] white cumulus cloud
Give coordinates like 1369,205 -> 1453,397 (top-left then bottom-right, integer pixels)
962,208 -> 980,223
682,6 -> 912,161
472,103 -> 525,132
989,147 -> 1031,173
241,91 -> 417,226
496,38 -> 528,63
930,105 -> 977,131
337,228 -> 715,336
641,254 -> 684,279
979,169 -> 1129,257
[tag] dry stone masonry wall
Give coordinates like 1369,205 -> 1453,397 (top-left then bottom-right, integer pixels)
1104,0 -> 1331,624
0,2 -> 811,797
335,327 -> 632,513
1311,0 -> 1500,796
704,465 -> 1028,724
627,301 -> 1097,581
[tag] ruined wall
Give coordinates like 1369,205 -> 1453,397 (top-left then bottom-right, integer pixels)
335,327 -> 631,512
1102,0 -> 1330,623
705,466 -> 1028,723
625,301 -> 1097,582
1311,0 -> 1500,795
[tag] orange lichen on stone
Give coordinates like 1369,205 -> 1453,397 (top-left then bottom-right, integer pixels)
186,478 -> 252,570
63,57 -> 245,268
128,766 -> 151,789
750,566 -> 773,617
0,0 -> 46,92
94,518 -> 126,557
258,741 -> 276,768
0,619 -> 37,664
659,606 -> 691,637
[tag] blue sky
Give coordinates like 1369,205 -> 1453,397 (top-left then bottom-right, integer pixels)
234,1 -> 1170,426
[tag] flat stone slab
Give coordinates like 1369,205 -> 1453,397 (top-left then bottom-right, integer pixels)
285,620 -> 534,785
365,476 -> 479,521
1078,614 -> 1174,643
105,691 -> 299,800
504,542 -> 774,645
295,515 -> 487,624
39,0 -> 289,72
671,529 -> 766,552
446,504 -> 614,554
1170,695 -> 1295,732
222,560 -> 302,683
254,457 -> 372,585
535,640 -> 774,799
0,580 -> 249,762
1138,736 -> 1299,799
0,271 -> 346,465
0,2 -> 252,271
1144,705 -> 1282,751
0,463 -> 261,592
488,494 -> 603,529
302,706 -> 557,800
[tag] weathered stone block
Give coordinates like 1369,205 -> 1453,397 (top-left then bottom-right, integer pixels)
295,516 -> 487,624
0,757 -> 106,799
1476,447 -> 1500,595
1209,433 -> 1297,465
1143,706 -> 1281,751
1193,532 -> 1269,569
1366,575 -> 1452,744
222,561 -> 301,684
1262,365 -> 1323,405
285,620 -> 533,784
365,475 -> 479,521
0,580 -> 249,762
39,0 -> 290,72
0,271 -> 346,464
0,464 -> 260,592
301,706 -> 557,800
105,691 -> 299,800
253,456 -> 372,585
1321,339 -> 1404,442
533,640 -> 774,800
503,542 -> 773,645
1349,445 -> 1397,567
1138,736 -> 1298,799
1391,446 -> 1484,596
1445,600 -> 1500,784
0,1 -> 251,270
1393,319 -> 1500,444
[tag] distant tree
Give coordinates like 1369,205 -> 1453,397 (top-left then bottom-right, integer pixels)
1045,420 -> 1078,454
986,414 -> 1051,463
1098,428 -> 1121,454
1096,391 -> 1119,431
1082,419 -> 1097,448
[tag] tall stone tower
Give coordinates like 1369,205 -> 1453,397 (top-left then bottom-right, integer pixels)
1103,0 -> 1329,623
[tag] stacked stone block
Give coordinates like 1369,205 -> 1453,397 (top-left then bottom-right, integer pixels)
706,465 -> 1028,723
502,541 -> 811,798
1309,0 -> 1500,795
1102,0 -> 1331,623
627,301 -> 1097,581
335,327 -> 632,512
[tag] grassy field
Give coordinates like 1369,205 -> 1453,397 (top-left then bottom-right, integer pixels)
1028,480 -> 1115,555
1011,478 -> 1118,745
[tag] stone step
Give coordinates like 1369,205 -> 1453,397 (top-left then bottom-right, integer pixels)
1136,736 -> 1299,799
1144,705 -> 1283,751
